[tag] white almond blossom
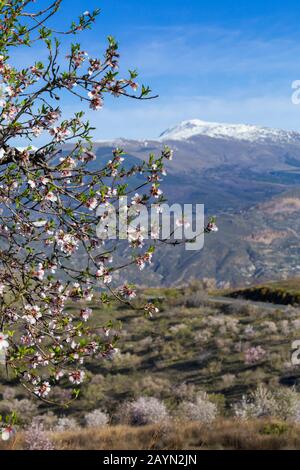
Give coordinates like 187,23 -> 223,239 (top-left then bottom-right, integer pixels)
0,332 -> 9,351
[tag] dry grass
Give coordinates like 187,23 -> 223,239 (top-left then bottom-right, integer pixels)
2,418 -> 300,450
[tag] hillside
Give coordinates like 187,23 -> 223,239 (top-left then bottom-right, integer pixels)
83,119 -> 300,211
63,119 -> 300,287
68,188 -> 300,287
2,282 -> 300,427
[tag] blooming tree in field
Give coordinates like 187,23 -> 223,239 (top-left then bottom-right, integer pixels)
0,1 -> 216,438
0,0 -> 174,412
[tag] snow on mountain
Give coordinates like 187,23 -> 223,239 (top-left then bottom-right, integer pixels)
159,119 -> 300,144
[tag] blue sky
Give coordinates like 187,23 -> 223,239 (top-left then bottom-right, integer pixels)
17,0 -> 300,140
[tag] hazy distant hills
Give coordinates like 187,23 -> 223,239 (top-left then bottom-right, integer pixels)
70,119 -> 300,286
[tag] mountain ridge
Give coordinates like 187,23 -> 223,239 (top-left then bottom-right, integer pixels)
159,118 -> 300,144
67,119 -> 300,286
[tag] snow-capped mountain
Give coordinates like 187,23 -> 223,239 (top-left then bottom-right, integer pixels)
159,119 -> 300,144
72,119 -> 300,285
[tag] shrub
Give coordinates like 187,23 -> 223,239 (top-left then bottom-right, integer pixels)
173,383 -> 197,401
233,385 -> 300,421
54,416 -> 78,432
1,387 -> 16,400
119,397 -> 169,426
221,374 -> 236,388
244,346 -> 266,364
243,325 -> 256,338
0,398 -> 38,426
178,392 -> 218,424
185,291 -> 208,308
82,382 -> 105,406
32,412 -> 58,431
188,278 -> 217,292
274,387 -> 300,421
233,385 -> 277,419
85,410 -> 109,428
262,321 -> 278,334
24,421 -> 54,450
135,376 -> 172,398
261,422 -> 288,436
